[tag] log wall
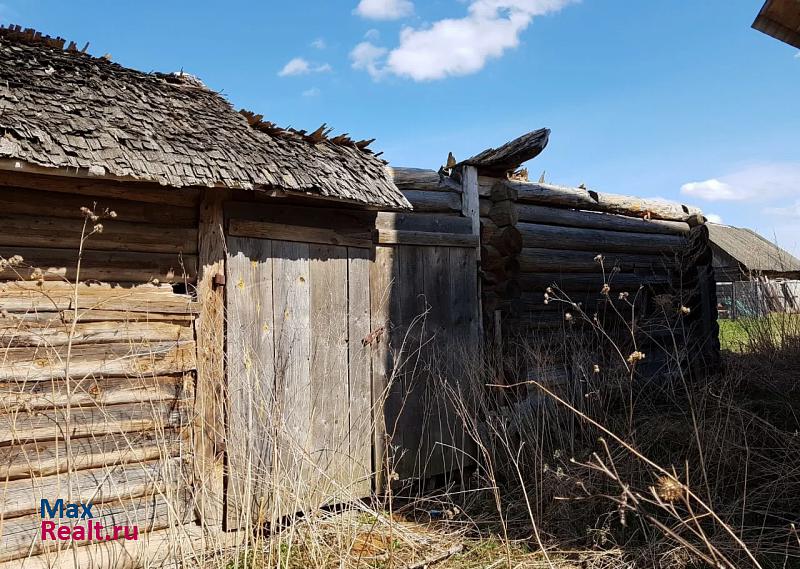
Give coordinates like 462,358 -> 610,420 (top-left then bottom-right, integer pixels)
0,174 -> 200,566
475,174 -> 718,380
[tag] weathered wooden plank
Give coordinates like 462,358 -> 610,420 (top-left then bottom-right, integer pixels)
0,282 -> 198,314
516,203 -> 691,235
369,245 -> 395,493
520,272 -> 670,293
0,246 -> 198,283
421,246 -> 452,477
389,167 -> 458,192
347,247 -> 373,497
506,179 -> 702,222
0,374 -> 188,411
225,202 -> 376,234
309,244 -> 350,503
2,459 -> 182,520
461,166 -> 481,239
402,189 -> 461,213
272,239 -> 312,518
0,215 -> 197,254
229,219 -> 373,248
518,222 -> 686,254
0,341 -> 196,382
194,188 -> 228,529
0,431 -> 184,480
390,245 -> 427,480
375,229 -> 479,248
0,524 -> 240,569
375,211 -> 471,234
0,320 -> 191,347
0,184 -> 199,227
0,491 -> 192,563
63,309 -> 195,323
519,248 -> 674,274
225,236 -> 276,528
0,171 -> 201,208
0,400 -> 190,445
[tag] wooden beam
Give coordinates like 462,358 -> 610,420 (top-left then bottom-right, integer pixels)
402,189 -> 461,213
506,179 -> 702,222
519,248 -> 674,273
516,203 -> 691,235
375,229 -> 479,248
376,211 -> 472,234
388,167 -> 461,192
194,188 -> 228,531
518,222 -> 686,254
520,272 -> 670,292
229,218 -> 373,248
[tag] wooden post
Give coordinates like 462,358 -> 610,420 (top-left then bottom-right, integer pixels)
194,188 -> 229,531
462,166 -> 483,343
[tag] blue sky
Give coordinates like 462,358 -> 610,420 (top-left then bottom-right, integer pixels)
3,0 -> 800,253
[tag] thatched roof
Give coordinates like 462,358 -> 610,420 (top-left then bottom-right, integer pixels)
0,26 -> 410,209
708,223 -> 800,275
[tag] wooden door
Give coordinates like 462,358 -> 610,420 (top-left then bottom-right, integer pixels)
225,236 -> 372,527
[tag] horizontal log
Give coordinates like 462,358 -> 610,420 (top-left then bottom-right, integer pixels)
0,171 -> 201,208
0,282 -> 198,314
0,524 -> 246,569
479,197 -> 491,217
0,215 -> 197,254
0,185 -> 199,227
375,211 -> 472,234
507,180 -> 702,222
516,203 -> 691,235
0,431 -> 183,480
2,459 -> 182,519
0,491 -> 192,563
402,189 -> 461,213
389,167 -> 460,192
0,320 -> 192,347
518,222 -> 686,254
375,229 -> 478,248
63,309 -> 195,323
520,272 -> 670,292
0,340 -> 197,382
0,400 -> 190,444
0,246 -> 198,283
519,248 -> 674,273
1,374 -> 188,411
228,218 -> 372,248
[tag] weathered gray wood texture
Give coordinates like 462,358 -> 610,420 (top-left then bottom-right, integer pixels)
225,235 -> 374,526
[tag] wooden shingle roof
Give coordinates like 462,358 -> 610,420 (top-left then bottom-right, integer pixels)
708,223 -> 800,274
0,27 -> 410,209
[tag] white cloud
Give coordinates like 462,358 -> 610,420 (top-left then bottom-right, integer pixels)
680,163 -> 800,202
352,0 -> 575,81
364,28 -> 381,41
355,0 -> 414,20
795,51 -> 800,59
765,200 -> 800,218
302,87 -> 321,97
350,41 -> 389,79
311,38 -> 326,49
705,213 -> 723,224
278,57 -> 332,77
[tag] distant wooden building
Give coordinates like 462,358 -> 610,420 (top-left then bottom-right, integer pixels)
753,0 -> 800,49
708,223 -> 800,317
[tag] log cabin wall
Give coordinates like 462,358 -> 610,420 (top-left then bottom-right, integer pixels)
475,174 -> 720,383
0,172 -> 201,567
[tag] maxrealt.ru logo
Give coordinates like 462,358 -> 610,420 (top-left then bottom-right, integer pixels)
40,499 -> 139,541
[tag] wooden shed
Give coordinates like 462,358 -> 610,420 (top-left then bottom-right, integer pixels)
0,26 -> 489,568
